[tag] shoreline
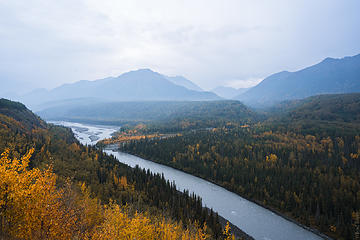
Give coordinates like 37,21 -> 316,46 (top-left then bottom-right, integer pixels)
104,144 -> 253,239
214,208 -> 254,240
105,145 -> 333,240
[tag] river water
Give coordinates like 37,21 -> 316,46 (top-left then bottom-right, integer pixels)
51,121 -> 325,240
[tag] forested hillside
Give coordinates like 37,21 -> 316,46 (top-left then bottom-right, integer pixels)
280,93 -> 360,123
0,98 -> 245,240
38,100 -> 258,126
0,98 -> 46,130
263,93 -> 360,135
116,93 -> 360,239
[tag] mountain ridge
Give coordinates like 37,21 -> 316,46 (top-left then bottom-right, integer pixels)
165,75 -> 203,91
20,69 -> 220,110
235,53 -> 360,107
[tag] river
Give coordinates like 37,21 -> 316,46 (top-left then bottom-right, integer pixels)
51,121 -> 325,240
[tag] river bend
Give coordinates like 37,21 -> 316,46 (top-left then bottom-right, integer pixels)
51,121 -> 324,240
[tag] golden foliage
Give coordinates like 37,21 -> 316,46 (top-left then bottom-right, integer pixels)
101,134 -> 160,145
223,222 -> 235,240
91,203 -> 211,240
0,149 -> 218,240
265,154 -> 278,164
0,148 -> 76,240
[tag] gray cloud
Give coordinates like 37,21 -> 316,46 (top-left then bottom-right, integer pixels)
1,0 -> 359,93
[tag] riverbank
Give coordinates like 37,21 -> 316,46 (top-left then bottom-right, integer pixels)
215,209 -> 254,240
110,146 -> 332,240
104,144 -> 253,239
54,120 -> 328,240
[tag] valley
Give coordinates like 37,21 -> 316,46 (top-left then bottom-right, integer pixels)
2,55 -> 360,240
1,2 -> 359,239
54,121 -> 324,240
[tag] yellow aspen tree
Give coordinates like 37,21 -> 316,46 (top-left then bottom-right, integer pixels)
223,222 -> 236,240
0,148 -> 76,240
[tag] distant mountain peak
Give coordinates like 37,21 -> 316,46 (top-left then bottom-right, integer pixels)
120,68 -> 160,77
20,68 -> 220,110
235,53 -> 360,107
321,57 -> 336,63
134,68 -> 155,73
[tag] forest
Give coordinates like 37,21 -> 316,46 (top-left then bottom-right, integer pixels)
2,93 -> 360,239
0,98 -> 244,240
38,100 -> 257,126
116,93 -> 360,240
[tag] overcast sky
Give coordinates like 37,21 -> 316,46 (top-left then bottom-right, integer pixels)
1,0 -> 360,93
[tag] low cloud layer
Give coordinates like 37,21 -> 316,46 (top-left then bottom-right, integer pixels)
1,0 -> 359,93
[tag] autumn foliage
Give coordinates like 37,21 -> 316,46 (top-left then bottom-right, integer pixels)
0,148 -> 229,240
0,148 -> 76,239
121,125 -> 360,239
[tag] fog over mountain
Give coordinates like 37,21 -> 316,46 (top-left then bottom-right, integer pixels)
211,86 -> 250,99
235,54 -> 360,107
2,1 -> 359,91
37,100 -> 256,123
20,69 -> 220,110
166,76 -> 203,91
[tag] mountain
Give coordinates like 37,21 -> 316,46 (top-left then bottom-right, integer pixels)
262,93 -> 360,135
212,86 -> 250,99
0,98 -> 46,130
165,75 -> 203,91
274,93 -> 360,122
235,53 -> 360,107
288,93 -> 360,123
20,69 -> 220,110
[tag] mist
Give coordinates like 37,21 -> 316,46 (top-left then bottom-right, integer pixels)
1,0 -> 359,95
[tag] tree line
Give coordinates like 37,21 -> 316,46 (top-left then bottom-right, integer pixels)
120,124 -> 360,240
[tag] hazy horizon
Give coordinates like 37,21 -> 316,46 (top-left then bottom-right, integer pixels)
1,0 -> 360,94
